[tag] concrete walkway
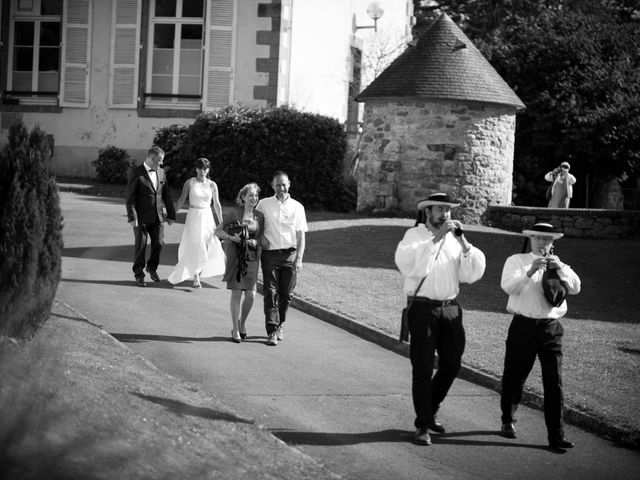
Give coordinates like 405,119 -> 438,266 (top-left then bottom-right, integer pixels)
57,191 -> 639,479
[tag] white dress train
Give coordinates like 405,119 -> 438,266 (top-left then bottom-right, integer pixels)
168,179 -> 225,284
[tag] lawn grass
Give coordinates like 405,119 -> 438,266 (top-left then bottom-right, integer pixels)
54,177 -> 640,441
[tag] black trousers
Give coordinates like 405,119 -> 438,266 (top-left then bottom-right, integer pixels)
132,222 -> 164,278
500,314 -> 565,440
260,249 -> 297,334
408,301 -> 465,429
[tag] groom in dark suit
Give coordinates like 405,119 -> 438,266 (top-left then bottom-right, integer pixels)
125,146 -> 176,287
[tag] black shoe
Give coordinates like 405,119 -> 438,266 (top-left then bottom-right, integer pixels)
501,422 -> 517,439
428,416 -> 446,434
414,428 -> 431,445
239,331 -> 247,340
549,437 -> 574,450
146,268 -> 160,282
135,277 -> 146,287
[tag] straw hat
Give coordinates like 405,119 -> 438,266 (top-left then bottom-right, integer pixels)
522,222 -> 564,240
416,192 -> 460,210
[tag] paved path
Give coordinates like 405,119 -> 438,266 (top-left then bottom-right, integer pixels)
57,191 -> 639,479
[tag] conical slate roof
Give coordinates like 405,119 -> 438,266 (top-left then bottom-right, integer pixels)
356,13 -> 525,109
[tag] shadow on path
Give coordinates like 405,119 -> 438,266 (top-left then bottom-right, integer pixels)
63,244 -> 180,265
271,428 -> 413,446
112,333 -> 228,344
132,392 -> 254,424
272,428 -> 551,450
60,277 -> 220,290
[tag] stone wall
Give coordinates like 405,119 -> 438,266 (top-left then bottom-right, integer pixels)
356,99 -> 517,223
483,206 -> 640,239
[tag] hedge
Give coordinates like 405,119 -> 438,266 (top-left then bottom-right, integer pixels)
154,105 -> 355,212
0,121 -> 63,340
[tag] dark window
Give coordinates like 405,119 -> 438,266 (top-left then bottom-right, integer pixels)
155,0 -> 177,17
41,0 -> 63,15
182,0 -> 204,18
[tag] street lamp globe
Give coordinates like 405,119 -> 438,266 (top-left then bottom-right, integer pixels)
366,1 -> 384,21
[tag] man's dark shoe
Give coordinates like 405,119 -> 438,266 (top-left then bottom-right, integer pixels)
414,428 -> 431,445
501,422 -> 517,439
428,416 -> 446,434
549,437 -> 574,451
135,277 -> 146,287
146,268 -> 160,282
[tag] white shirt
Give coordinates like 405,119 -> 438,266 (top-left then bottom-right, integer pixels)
395,224 -> 486,299
256,195 -> 308,250
544,170 -> 576,199
501,252 -> 581,319
144,162 -> 158,190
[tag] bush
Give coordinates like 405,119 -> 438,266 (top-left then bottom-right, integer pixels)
154,105 -> 354,212
91,145 -> 132,184
0,120 -> 63,340
152,123 -> 190,187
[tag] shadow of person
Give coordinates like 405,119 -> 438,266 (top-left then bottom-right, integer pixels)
436,430 -> 550,450
131,392 -> 254,424
271,428 -> 413,446
111,333 -> 229,344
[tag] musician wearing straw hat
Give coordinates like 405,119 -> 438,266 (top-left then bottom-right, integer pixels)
499,222 -> 581,452
395,192 -> 486,446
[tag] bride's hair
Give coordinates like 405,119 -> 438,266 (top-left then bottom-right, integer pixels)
195,157 -> 210,173
236,182 -> 261,206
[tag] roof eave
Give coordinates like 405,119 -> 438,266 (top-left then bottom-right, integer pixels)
355,94 -> 526,111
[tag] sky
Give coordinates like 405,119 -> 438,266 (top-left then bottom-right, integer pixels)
288,0 -> 412,121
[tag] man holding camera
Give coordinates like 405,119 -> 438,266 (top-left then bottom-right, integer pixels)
545,161 -> 576,208
395,192 -> 486,446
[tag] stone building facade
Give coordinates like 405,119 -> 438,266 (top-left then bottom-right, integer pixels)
355,13 -> 524,223
359,99 -> 516,223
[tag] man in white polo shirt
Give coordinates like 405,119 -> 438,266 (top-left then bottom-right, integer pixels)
256,171 -> 308,346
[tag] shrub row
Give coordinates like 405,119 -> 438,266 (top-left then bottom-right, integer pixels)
154,105 -> 355,212
0,121 -> 63,339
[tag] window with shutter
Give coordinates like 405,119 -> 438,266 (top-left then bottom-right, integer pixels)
4,0 -> 63,106
203,0 -> 235,110
109,0 -> 141,108
144,0 -> 205,110
60,0 -> 91,107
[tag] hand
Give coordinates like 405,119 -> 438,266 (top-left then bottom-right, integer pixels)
247,239 -> 257,248
129,219 -> 138,228
294,258 -> 303,271
545,255 -> 562,270
441,219 -> 456,234
230,234 -> 241,244
527,257 -> 548,277
167,219 -> 174,225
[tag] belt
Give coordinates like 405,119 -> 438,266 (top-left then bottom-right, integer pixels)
412,296 -> 458,307
264,247 -> 296,254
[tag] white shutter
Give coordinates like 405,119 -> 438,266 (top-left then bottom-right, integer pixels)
60,0 -> 92,107
203,0 -> 236,110
109,0 -> 141,108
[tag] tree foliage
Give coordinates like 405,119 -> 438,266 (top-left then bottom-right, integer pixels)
412,1 -> 640,205
0,120 -> 63,340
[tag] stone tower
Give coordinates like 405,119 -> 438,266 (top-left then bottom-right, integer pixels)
355,13 -> 525,223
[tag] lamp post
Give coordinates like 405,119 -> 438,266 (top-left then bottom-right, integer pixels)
352,1 -> 384,33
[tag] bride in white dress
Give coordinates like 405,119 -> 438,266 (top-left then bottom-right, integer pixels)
168,158 -> 225,287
